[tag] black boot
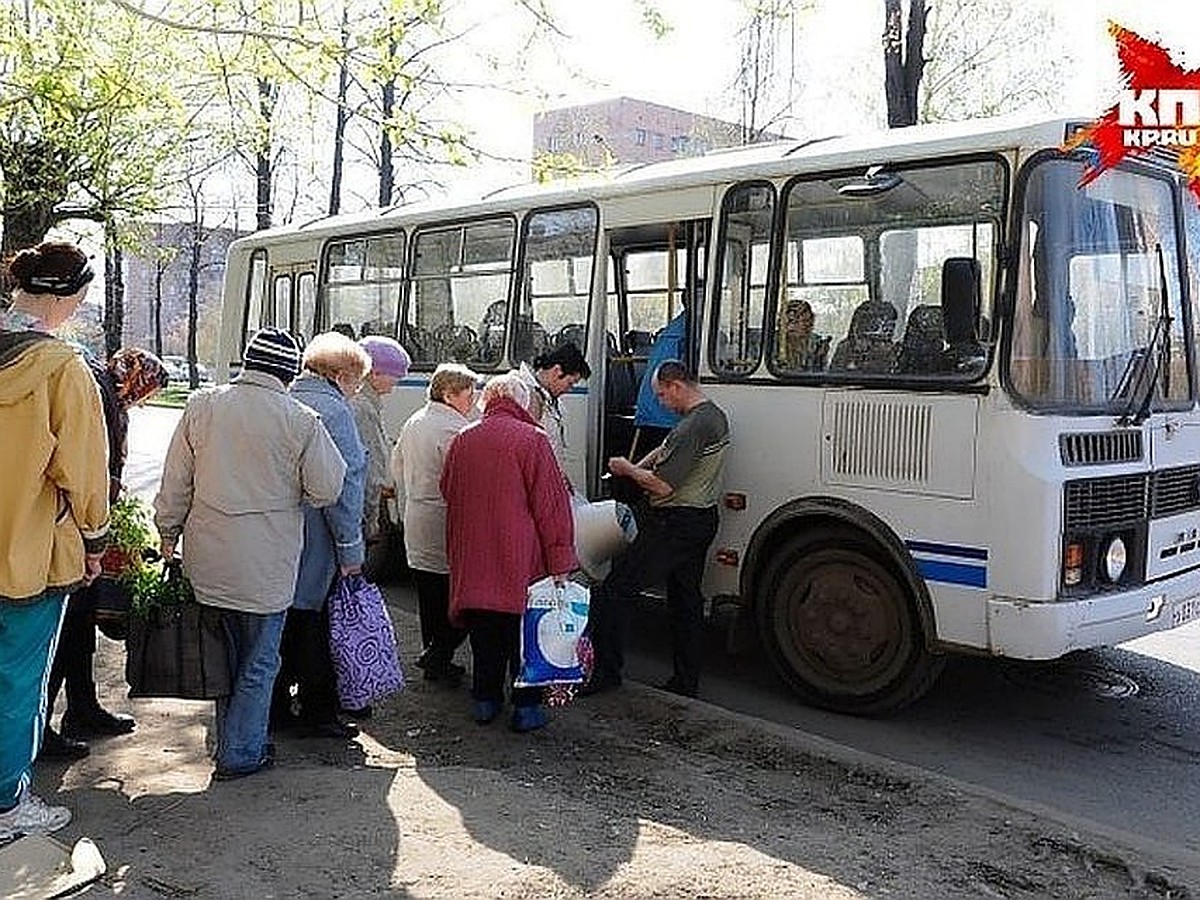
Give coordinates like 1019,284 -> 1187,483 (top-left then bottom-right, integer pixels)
61,706 -> 135,739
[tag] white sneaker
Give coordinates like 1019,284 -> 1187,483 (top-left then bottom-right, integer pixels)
0,791 -> 71,840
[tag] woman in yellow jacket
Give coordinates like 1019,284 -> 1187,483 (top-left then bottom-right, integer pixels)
0,241 -> 110,842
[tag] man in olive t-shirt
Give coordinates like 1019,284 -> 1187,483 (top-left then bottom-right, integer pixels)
584,359 -> 729,698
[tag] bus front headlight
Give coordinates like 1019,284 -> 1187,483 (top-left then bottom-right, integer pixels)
1104,536 -> 1127,582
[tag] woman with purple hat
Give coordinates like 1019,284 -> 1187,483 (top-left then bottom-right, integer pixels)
350,336 -> 410,557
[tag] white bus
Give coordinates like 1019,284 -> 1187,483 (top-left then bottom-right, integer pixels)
216,114 -> 1200,714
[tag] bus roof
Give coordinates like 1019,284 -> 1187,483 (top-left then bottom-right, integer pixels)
233,113 -> 1083,249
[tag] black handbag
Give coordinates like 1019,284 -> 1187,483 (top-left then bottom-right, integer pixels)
90,577 -> 133,641
125,563 -> 232,700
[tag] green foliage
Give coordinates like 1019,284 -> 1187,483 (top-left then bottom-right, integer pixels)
124,557 -> 195,619
531,150 -> 588,184
107,496 -> 191,618
0,0 -> 191,250
109,495 -> 157,555
635,0 -> 672,39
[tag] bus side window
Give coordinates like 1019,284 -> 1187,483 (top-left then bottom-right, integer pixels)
241,249 -> 268,357
296,272 -> 316,345
323,232 -> 405,342
407,219 -> 513,369
515,206 -> 598,364
714,182 -> 773,377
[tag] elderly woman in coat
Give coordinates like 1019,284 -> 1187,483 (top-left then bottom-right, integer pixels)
155,327 -> 346,781
274,331 -> 371,737
391,362 -> 478,685
439,372 -> 577,733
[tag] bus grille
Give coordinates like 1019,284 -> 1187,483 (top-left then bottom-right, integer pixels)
1151,465 -> 1200,518
827,400 -> 931,482
1064,474 -> 1148,529
1059,431 -> 1143,466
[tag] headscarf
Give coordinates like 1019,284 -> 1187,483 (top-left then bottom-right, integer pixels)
109,347 -> 169,408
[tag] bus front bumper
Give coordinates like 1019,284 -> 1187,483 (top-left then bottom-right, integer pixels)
986,575 -> 1200,659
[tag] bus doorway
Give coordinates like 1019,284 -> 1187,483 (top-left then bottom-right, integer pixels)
601,219 -> 708,491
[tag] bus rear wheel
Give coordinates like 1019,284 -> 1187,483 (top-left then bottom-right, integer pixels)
757,528 -> 943,715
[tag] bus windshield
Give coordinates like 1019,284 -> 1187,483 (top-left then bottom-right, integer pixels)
1008,158 -> 1190,414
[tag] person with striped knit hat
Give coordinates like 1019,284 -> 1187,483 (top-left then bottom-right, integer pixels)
154,327 -> 348,781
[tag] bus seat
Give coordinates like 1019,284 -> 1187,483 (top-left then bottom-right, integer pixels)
432,323 -> 478,364
606,338 -> 637,412
942,257 -> 981,345
401,324 -> 430,362
941,257 -> 985,371
896,305 -> 948,375
513,316 -> 549,363
555,323 -> 587,351
829,301 -> 899,373
626,329 -> 653,355
477,299 -> 508,364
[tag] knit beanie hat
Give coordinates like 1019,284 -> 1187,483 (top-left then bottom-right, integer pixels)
359,335 -> 411,380
243,328 -> 302,385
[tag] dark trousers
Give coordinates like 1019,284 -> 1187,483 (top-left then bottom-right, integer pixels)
589,505 -> 719,690
414,569 -> 467,668
273,607 -> 339,723
462,610 -> 540,708
47,590 -> 100,720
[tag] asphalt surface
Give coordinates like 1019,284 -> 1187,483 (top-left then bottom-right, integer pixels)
125,404 -> 1200,878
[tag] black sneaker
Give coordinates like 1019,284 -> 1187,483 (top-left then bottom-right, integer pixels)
62,707 -> 136,739
39,727 -> 90,761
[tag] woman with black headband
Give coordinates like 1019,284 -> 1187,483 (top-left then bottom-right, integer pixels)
0,240 -> 110,841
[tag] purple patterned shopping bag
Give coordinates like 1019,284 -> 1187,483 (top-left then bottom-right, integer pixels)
327,574 -> 404,709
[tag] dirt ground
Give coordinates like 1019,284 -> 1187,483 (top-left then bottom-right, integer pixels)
26,596 -> 1199,900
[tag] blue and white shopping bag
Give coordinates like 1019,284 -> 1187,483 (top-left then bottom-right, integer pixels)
515,577 -> 590,687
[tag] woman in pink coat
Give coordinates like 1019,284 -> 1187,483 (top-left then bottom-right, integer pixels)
440,373 -> 576,732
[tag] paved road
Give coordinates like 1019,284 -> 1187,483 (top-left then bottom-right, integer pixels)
125,404 -> 1200,868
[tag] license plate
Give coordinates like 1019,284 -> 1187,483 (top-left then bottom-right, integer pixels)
1171,597 -> 1200,628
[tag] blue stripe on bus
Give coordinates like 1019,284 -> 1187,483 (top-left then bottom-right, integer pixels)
914,559 -> 988,589
396,376 -> 590,396
905,540 -> 988,561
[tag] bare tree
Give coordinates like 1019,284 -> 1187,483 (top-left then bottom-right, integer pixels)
733,0 -> 807,143
883,0 -> 927,128
918,0 -> 1066,122
103,232 -> 124,357
328,1 -> 351,215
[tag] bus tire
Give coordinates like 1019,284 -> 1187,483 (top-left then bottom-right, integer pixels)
757,526 -> 944,716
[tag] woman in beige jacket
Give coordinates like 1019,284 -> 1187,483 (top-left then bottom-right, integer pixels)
0,241 -> 109,842
390,363 -> 478,683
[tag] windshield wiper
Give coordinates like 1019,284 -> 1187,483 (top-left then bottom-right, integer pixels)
1117,243 -> 1172,427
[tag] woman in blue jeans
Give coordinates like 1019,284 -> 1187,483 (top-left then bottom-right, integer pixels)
154,329 -> 346,780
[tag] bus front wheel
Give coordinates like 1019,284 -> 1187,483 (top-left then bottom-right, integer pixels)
757,528 -> 944,715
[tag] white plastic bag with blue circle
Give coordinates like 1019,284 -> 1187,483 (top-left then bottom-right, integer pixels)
515,577 -> 590,687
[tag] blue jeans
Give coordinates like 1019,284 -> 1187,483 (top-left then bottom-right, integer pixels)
0,592 -> 67,808
214,608 -> 286,774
